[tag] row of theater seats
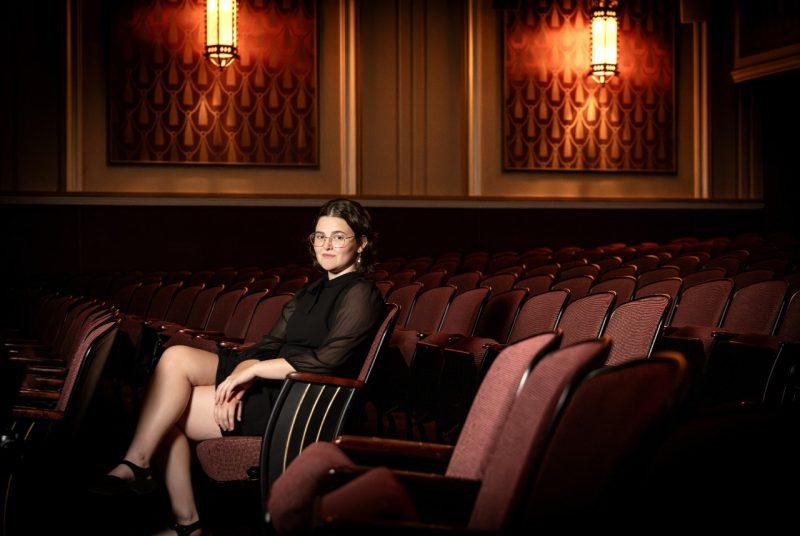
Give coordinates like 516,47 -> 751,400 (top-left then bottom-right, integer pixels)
1,230 -> 798,533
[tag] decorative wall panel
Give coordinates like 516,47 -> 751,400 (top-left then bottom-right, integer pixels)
504,0 -> 675,172
109,0 -> 317,165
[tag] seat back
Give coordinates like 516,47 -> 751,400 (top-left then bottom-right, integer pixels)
480,274 -> 518,296
627,255 -> 660,274
682,268 -> 727,288
667,255 -> 701,276
474,289 -> 527,343
777,290 -> 800,341
596,256 -> 623,274
145,282 -> 182,320
637,266 -> 680,288
438,287 -> 491,336
245,294 -> 294,343
669,279 -> 734,329
276,277 -> 309,295
507,290 -> 571,344
704,256 -> 741,276
520,353 -> 688,523
184,285 -> 225,329
112,282 -> 141,312
404,257 -> 433,274
559,264 -> 600,281
462,254 -> 489,273
603,295 -> 671,366
404,285 -> 456,334
357,304 -> 401,382
126,281 -> 162,317
203,287 -> 247,332
589,276 -> 636,307
387,270 -> 417,287
552,276 -> 594,303
445,272 -> 482,294
557,292 -> 615,347
599,266 -> 637,281
721,280 -> 788,335
524,263 -> 560,279
259,306 -> 400,496
469,339 -> 611,530
415,270 -> 447,289
373,280 -> 394,299
223,290 -> 268,339
249,276 -> 280,293
635,278 -> 682,302
447,333 -> 562,480
385,282 -> 424,328
513,274 -> 554,296
164,285 -> 204,324
732,269 -> 774,290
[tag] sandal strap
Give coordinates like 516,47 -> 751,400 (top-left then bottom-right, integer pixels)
171,519 -> 202,536
119,459 -> 152,480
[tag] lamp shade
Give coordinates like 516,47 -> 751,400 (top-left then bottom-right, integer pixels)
590,2 -> 618,84
205,0 -> 239,69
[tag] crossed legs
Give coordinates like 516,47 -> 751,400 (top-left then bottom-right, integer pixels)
108,345 -> 223,531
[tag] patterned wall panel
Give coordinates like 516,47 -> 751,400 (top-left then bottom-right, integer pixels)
504,0 -> 675,172
109,0 -> 317,165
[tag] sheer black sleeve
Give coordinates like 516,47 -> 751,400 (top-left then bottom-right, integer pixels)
237,296 -> 297,361
283,282 -> 384,375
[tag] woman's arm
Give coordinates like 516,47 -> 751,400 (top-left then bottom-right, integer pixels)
215,357 -> 297,404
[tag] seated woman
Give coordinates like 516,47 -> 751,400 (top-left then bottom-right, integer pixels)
91,198 -> 384,536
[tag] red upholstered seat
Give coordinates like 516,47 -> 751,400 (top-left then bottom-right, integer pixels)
589,276 -> 636,308
556,292 -> 615,347
602,295 -> 671,366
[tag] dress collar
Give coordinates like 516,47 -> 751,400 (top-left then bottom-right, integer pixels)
303,271 -> 362,313
322,270 -> 363,288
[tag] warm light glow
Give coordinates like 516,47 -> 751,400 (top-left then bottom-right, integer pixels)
205,0 -> 238,69
590,4 -> 618,84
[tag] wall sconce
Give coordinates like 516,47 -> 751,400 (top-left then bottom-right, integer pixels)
590,0 -> 619,84
205,0 -> 239,69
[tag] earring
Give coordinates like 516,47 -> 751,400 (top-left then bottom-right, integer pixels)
356,252 -> 362,266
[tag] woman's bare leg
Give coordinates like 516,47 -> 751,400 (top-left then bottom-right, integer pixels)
153,386 -> 222,534
108,345 -> 218,479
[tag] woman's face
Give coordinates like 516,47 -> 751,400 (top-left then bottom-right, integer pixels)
312,216 -> 364,275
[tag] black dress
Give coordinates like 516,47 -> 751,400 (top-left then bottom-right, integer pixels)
215,271 -> 384,436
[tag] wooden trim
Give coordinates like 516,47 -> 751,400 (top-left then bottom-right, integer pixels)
692,22 -> 710,199
287,372 -> 364,389
11,407 -> 65,421
0,193 -> 764,210
466,0 -> 481,196
335,435 -> 454,462
732,51 -> 800,83
339,0 -> 358,195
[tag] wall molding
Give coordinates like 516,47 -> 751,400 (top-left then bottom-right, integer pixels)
0,193 -> 763,210
339,0 -> 358,194
692,21 -> 710,199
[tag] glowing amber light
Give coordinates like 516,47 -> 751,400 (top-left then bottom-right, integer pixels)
590,4 -> 618,84
205,0 -> 239,69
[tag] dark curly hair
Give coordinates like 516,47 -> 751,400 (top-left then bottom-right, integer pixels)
307,198 -> 377,273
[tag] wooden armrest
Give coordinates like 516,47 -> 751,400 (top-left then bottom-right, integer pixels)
417,333 -> 463,349
195,333 -> 239,343
334,435 -> 454,463
11,406 -> 64,421
25,366 -> 67,375
711,331 -> 736,341
220,341 -> 255,351
180,328 -> 224,337
16,388 -> 60,400
286,372 -> 364,389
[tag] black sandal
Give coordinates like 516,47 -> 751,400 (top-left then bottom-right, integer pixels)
171,519 -> 202,535
88,459 -> 158,496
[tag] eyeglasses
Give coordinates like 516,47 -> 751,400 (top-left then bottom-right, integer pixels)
309,232 -> 355,248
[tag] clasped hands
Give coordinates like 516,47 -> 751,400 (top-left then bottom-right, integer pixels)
214,364 -> 259,432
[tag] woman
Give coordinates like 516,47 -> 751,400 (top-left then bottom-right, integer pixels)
91,199 -> 384,536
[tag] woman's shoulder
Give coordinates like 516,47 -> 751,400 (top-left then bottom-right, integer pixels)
340,275 -> 383,302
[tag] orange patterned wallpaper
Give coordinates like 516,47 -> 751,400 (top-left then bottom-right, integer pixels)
109,0 -> 317,165
504,0 -> 675,172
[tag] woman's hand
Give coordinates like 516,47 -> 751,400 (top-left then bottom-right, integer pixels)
215,364 -> 259,405
213,394 -> 243,432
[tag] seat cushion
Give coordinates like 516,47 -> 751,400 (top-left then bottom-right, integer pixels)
320,467 -> 420,525
195,436 -> 261,482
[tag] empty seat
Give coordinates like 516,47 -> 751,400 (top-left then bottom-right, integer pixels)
669,279 -> 734,329
732,269 -> 774,290
559,264 -> 600,281
667,256 -> 701,276
445,272 -> 482,294
415,270 -> 447,289
387,270 -> 417,287
525,263 -> 561,279
589,276 -> 636,308
552,276 -> 594,303
389,286 -> 457,365
599,266 -> 637,281
602,295 -> 672,366
385,282 -> 424,328
514,274 -> 555,296
596,256 -> 623,274
682,268 -> 727,289
556,292 -> 616,347
637,266 -> 681,288
479,274 -> 518,296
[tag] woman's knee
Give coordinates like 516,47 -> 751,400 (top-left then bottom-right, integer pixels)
158,345 -> 193,373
